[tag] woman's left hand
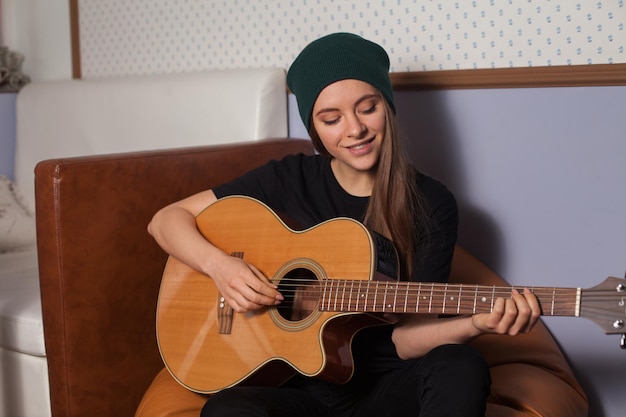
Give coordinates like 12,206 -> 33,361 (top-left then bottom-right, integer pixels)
471,288 -> 541,336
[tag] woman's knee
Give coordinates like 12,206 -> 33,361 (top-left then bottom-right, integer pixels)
200,388 -> 265,417
423,344 -> 491,390
413,344 -> 491,416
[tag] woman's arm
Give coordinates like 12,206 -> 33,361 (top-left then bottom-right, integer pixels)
147,190 -> 283,312
391,288 -> 540,359
391,245 -> 541,359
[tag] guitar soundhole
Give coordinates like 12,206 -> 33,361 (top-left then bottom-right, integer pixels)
276,267 -> 319,322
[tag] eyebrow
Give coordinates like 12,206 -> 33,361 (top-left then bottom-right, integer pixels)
314,93 -> 381,117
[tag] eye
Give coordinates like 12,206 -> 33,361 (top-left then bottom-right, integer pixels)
321,117 -> 341,126
358,99 -> 380,115
360,104 -> 377,115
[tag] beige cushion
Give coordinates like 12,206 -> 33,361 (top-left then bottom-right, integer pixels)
0,176 -> 35,253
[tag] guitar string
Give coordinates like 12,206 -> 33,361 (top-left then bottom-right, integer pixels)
271,279 -> 621,295
264,278 -> 600,314
269,279 -> 626,319
267,279 -> 620,302
271,278 -> 582,295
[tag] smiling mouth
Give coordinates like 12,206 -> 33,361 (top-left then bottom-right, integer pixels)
347,137 -> 375,150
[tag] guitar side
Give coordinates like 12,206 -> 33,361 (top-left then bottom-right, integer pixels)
156,196 -> 391,393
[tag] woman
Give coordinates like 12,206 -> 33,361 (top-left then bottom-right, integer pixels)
148,32 -> 540,417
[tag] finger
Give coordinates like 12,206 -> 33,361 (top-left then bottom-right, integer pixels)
226,280 -> 277,312
522,288 -> 542,332
218,268 -> 278,312
486,297 -> 506,330
508,288 -> 531,335
248,264 -> 284,302
247,265 -> 283,305
499,297 -> 519,334
236,279 -> 281,309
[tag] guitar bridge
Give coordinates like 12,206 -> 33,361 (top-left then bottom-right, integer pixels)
217,294 -> 234,334
216,251 -> 243,334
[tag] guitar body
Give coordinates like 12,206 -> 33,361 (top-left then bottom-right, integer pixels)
156,196 -> 395,394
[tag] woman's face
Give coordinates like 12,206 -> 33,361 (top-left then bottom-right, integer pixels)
311,79 -> 386,180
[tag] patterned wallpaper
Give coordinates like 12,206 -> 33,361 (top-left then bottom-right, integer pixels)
78,0 -> 625,78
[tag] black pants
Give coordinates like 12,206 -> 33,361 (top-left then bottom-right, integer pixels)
201,344 -> 491,417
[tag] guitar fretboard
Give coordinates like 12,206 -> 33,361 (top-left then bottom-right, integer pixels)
317,280 -> 580,317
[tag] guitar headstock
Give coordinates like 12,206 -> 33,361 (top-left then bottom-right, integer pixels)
580,277 -> 626,338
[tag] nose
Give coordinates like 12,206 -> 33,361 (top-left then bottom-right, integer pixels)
346,113 -> 367,138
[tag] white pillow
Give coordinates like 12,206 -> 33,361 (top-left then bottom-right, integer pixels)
0,175 -> 36,253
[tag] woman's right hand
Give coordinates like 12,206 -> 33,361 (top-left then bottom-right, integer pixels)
148,189 -> 282,313
204,250 -> 284,313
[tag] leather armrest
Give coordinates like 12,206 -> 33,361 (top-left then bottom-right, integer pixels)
35,138 -> 314,417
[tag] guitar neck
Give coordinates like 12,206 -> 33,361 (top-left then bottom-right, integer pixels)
318,280 -> 580,317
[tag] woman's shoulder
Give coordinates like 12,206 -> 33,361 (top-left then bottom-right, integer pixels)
415,170 -> 456,205
276,152 -> 324,166
269,152 -> 328,176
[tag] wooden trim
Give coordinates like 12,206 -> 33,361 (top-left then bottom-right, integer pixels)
69,0 -> 81,79
391,64 -> 626,90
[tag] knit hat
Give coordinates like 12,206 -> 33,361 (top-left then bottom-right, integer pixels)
287,32 -> 396,131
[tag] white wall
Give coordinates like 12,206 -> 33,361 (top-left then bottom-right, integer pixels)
1,0 -> 72,81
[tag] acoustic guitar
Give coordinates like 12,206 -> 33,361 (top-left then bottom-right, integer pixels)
156,195 -> 626,394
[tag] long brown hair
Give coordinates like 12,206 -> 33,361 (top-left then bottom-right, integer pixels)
309,97 -> 429,279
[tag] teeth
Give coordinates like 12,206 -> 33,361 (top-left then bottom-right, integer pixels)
350,138 -> 373,149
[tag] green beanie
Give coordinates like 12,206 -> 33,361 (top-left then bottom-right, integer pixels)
287,32 -> 396,131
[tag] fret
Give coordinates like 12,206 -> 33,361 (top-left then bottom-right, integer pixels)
364,280 -> 370,311
340,280 -> 346,311
428,282 -> 435,313
393,282 -> 399,312
348,281 -> 354,311
356,281 -> 362,311
321,279 -> 329,310
387,282 -> 394,311
381,281 -> 386,310
416,282 -> 422,313
473,286 -> 492,314
456,284 -> 462,314
550,287 -> 555,316
442,283 -> 449,314
403,281 -> 409,312
472,285 -> 478,314
381,282 -> 389,312
328,279 -> 335,311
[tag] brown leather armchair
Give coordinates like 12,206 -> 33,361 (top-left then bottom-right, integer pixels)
34,139 -> 587,417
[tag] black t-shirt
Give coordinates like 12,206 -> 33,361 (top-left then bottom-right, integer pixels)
214,153 -> 458,283
213,153 -> 458,371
